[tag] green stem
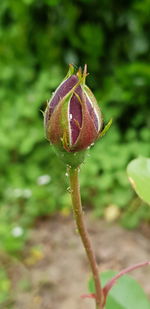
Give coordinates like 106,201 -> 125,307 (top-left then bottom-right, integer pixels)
68,167 -> 103,309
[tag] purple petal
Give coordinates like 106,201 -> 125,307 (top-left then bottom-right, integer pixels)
85,96 -> 99,131
46,75 -> 78,125
69,86 -> 82,145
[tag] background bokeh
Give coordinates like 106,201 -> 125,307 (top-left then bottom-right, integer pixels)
0,0 -> 150,258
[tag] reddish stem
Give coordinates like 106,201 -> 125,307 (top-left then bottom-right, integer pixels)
68,167 -> 103,308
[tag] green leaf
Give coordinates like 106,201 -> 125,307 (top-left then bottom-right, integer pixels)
88,271 -> 150,309
127,157 -> 150,205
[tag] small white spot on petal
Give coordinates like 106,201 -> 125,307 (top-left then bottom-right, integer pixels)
69,113 -> 73,120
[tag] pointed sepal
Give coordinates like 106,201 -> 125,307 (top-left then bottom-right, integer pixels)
99,118 -> 112,138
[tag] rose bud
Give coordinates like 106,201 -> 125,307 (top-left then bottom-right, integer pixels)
44,65 -> 107,167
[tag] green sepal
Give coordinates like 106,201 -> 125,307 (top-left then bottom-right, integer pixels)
99,118 -> 112,138
64,64 -> 75,80
52,144 -> 87,168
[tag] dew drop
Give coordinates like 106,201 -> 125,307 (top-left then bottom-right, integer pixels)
69,113 -> 73,120
67,186 -> 73,193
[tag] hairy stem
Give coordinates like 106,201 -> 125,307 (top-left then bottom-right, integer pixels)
68,167 -> 103,308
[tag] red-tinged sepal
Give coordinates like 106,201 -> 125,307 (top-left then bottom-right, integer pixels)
46,93 -> 71,148
70,92 -> 99,151
44,71 -> 78,128
83,84 -> 103,133
44,64 -> 108,167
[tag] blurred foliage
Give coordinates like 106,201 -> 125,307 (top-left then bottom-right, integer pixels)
0,268 -> 11,305
0,0 -> 150,254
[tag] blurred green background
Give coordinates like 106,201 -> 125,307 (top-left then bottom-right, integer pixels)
0,0 -> 150,257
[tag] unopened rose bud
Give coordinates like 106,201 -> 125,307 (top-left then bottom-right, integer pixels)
44,65 -> 104,167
